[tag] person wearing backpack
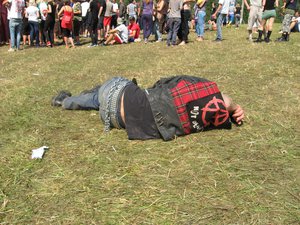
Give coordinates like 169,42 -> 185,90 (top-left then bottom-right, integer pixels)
58,0 -> 75,48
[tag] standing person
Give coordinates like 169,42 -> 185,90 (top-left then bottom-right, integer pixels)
58,0 -> 75,48
22,2 -> 31,46
178,0 -> 195,45
8,0 -> 25,51
38,0 -> 47,46
44,0 -> 56,47
154,0 -> 167,41
88,0 -> 99,47
244,0 -> 263,41
227,0 -> 235,26
255,0 -> 278,42
195,0 -> 206,42
141,0 -> 154,43
167,0 -> 183,46
212,0 -> 230,42
276,0 -> 298,42
235,3 -> 241,28
104,0 -> 113,37
26,0 -> 40,47
97,0 -> 105,42
111,0 -> 118,28
127,0 -> 137,21
72,0 -> 82,45
118,0 -> 126,20
0,0 -> 10,45
81,0 -> 90,37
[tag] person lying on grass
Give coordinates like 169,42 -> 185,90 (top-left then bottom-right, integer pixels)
52,75 -> 245,141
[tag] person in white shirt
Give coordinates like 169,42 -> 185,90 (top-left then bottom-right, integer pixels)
111,0 -> 118,28
26,1 -> 40,47
212,0 -> 230,42
8,0 -> 25,51
38,0 -> 48,45
102,17 -> 128,45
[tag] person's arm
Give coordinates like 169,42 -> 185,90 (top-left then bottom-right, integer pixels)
74,3 -> 81,15
222,93 -> 245,125
212,3 -> 222,18
98,6 -> 103,17
108,27 -> 118,34
275,0 -> 279,8
243,0 -> 250,10
129,29 -> 136,38
47,3 -> 52,13
57,6 -> 64,16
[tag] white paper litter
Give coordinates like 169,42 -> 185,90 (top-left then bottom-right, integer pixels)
31,146 -> 49,159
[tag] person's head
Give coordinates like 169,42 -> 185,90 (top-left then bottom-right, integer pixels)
129,16 -> 135,24
29,0 -> 36,6
117,17 -> 123,25
236,3 -> 240,7
295,10 -> 299,17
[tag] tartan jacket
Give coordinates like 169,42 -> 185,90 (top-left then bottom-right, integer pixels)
145,75 -> 232,141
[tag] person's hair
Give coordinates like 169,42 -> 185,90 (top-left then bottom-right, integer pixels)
145,0 -> 150,4
236,3 -> 240,7
63,0 -> 70,5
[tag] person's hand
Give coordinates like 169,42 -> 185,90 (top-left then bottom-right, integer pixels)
212,13 -> 216,19
247,5 -> 250,11
231,104 -> 244,125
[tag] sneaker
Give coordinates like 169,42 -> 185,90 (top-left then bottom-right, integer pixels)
196,37 -> 204,42
144,38 -> 148,44
88,44 -> 98,48
51,90 -> 72,107
8,48 -> 15,52
178,41 -> 186,45
213,38 -> 222,42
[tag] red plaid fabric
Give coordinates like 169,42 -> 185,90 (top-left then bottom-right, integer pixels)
170,80 -> 221,134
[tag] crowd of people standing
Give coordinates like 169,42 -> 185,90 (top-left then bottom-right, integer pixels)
0,0 -> 299,51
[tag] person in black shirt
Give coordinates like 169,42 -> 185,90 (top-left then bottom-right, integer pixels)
97,0 -> 106,42
44,0 -> 56,47
88,0 -> 100,46
51,76 -> 245,141
255,0 -> 278,42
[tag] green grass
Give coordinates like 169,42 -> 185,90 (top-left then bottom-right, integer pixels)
1,24 -> 300,224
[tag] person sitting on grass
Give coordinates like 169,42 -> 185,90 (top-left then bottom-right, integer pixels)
102,17 -> 128,45
128,16 -> 141,42
290,10 -> 300,33
51,75 -> 245,141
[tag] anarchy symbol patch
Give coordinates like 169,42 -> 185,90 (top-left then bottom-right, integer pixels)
201,96 -> 229,127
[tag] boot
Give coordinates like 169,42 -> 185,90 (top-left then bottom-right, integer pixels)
255,30 -> 263,43
277,33 -> 288,42
264,31 -> 272,43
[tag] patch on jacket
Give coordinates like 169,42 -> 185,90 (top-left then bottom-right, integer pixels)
170,80 -> 231,134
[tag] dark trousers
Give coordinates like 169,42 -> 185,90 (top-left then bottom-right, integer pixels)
167,17 -> 181,45
89,19 -> 98,45
178,10 -> 191,42
43,19 -> 55,44
0,13 -> 9,42
142,14 -> 153,39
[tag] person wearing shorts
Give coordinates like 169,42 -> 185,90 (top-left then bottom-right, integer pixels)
51,75 -> 245,141
102,17 -> 128,44
104,0 -> 113,37
255,0 -> 278,42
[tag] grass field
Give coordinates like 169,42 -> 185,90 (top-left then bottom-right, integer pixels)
1,24 -> 300,224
